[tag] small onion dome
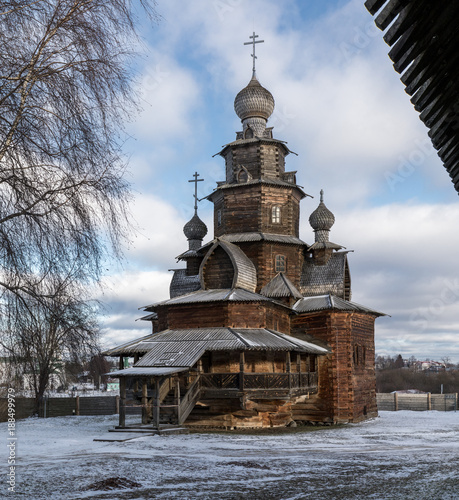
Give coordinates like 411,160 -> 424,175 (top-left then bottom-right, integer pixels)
183,213 -> 208,241
309,190 -> 335,232
234,74 -> 275,122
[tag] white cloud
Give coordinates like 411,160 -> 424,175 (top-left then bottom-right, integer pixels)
97,0 -> 459,362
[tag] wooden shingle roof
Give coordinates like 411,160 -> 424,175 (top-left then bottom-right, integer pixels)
365,0 -> 459,194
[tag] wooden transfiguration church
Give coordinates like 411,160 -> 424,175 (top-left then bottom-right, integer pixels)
105,34 -> 385,429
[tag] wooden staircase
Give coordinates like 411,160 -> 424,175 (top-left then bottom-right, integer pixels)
151,374 -> 201,430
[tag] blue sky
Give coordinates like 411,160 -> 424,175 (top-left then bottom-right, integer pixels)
98,0 -> 459,363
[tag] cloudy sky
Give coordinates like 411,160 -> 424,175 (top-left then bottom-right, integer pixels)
98,0 -> 459,363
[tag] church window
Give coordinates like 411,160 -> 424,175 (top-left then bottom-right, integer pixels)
244,127 -> 254,139
275,254 -> 286,272
238,168 -> 248,183
272,205 -> 281,224
217,210 -> 222,226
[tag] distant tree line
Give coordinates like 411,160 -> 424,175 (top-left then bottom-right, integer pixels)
376,355 -> 459,394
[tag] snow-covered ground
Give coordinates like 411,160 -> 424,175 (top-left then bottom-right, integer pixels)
1,411 -> 458,499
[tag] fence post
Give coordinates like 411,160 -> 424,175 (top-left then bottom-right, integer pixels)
115,395 -> 120,414
427,393 -> 431,411
394,392 -> 398,411
75,396 -> 80,416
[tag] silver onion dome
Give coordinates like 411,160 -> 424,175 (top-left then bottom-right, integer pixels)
234,74 -> 275,136
183,213 -> 208,242
309,190 -> 335,242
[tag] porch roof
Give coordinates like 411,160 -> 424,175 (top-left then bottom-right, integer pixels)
108,366 -> 189,378
104,327 -> 329,362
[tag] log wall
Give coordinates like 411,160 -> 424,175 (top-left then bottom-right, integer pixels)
291,311 -> 378,423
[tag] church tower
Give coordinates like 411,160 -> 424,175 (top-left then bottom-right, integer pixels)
105,34 -> 385,430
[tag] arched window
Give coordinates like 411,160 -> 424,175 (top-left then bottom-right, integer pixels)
272,205 -> 281,224
238,168 -> 248,183
275,255 -> 286,272
244,126 -> 254,139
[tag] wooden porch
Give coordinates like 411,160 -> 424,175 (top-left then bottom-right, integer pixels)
117,368 -> 318,430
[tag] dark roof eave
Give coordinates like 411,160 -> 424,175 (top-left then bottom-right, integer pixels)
205,179 -> 309,201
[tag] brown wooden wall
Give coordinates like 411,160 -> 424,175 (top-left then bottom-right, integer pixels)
222,143 -> 287,184
291,310 -> 377,423
158,301 -> 290,331
213,185 -> 301,238
201,246 -> 234,289
230,241 -> 305,292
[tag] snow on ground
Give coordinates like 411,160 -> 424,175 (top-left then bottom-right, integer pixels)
1,411 -> 458,499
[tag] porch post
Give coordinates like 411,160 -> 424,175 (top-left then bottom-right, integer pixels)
119,356 -> 124,370
119,377 -> 126,428
286,352 -> 291,390
141,378 -> 148,425
239,352 -> 245,391
176,376 -> 181,424
134,354 -> 140,392
297,353 -> 301,388
155,378 -> 160,428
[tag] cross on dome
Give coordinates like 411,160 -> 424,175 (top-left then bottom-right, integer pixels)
188,171 -> 204,215
244,31 -> 264,77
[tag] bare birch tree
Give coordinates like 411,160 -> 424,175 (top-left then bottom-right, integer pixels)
0,0 -> 157,395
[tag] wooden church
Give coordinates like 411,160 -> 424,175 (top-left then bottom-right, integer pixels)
105,35 -> 385,429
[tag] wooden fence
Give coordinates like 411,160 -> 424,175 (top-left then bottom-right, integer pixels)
377,393 -> 458,412
0,396 -> 141,422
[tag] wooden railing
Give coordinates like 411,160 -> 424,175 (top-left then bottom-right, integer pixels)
200,371 -> 318,391
178,375 -> 201,425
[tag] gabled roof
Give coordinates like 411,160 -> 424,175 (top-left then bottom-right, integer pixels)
216,136 -> 291,156
260,272 -> 302,299
300,251 -> 350,299
293,294 -> 386,317
142,288 -> 289,311
308,241 -> 344,251
105,327 -> 330,365
221,232 -> 307,246
169,269 -> 201,299
205,177 -> 309,200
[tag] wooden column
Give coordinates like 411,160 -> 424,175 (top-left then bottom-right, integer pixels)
134,354 -> 140,392
286,352 -> 291,390
119,356 -> 124,370
75,396 -> 80,416
427,392 -> 432,411
119,378 -> 126,428
141,378 -> 148,425
155,378 -> 160,428
239,352 -> 245,391
176,377 -> 181,424
394,392 -> 399,411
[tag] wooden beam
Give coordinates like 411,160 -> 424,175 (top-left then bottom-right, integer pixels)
155,378 -> 160,429
141,378 -> 148,425
119,378 -> 126,428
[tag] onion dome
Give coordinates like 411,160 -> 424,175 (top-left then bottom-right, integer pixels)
183,213 -> 208,242
309,190 -> 335,243
234,74 -> 275,136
